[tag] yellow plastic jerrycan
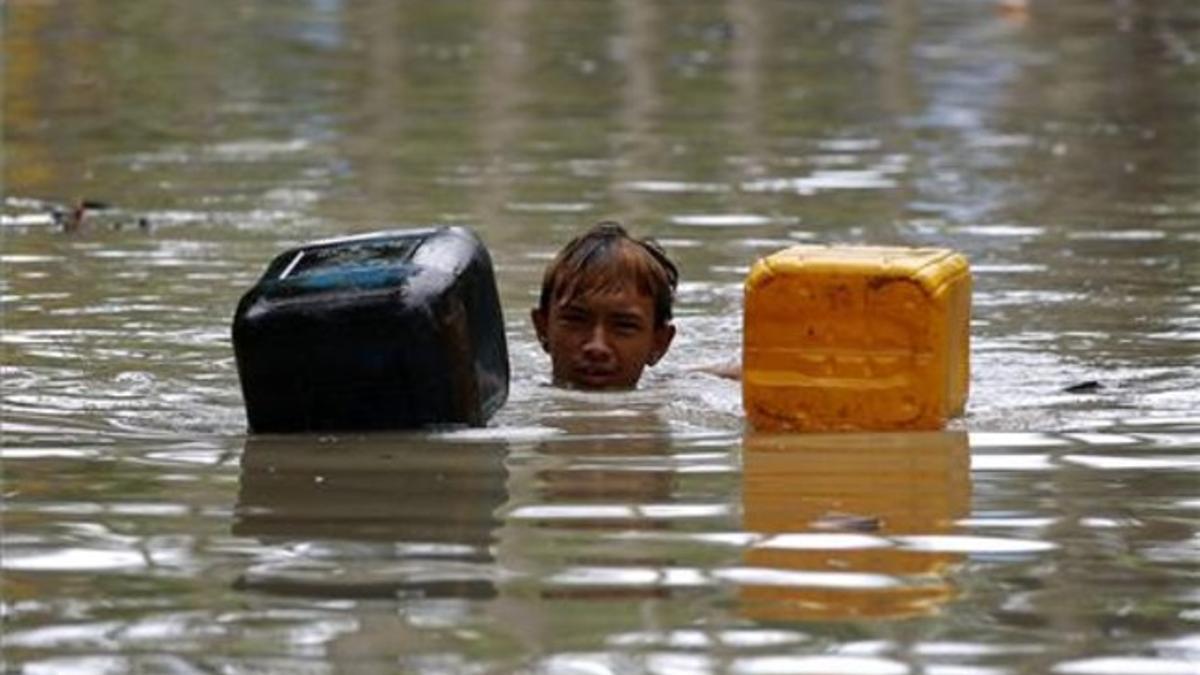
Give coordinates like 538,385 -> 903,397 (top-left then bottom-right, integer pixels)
742,245 -> 971,431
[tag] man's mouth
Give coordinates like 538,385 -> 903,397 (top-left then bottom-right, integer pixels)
573,365 -> 618,386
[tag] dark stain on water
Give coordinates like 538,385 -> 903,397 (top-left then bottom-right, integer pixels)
1063,380 -> 1105,394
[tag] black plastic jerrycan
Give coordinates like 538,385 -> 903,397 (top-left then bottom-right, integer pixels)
232,226 -> 509,432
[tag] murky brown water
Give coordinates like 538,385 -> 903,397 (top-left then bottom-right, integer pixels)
3,1 -> 1199,672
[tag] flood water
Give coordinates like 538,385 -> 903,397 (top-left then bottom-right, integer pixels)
3,1 -> 1199,672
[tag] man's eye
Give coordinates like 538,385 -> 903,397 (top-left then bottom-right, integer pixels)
559,313 -> 588,325
613,320 -> 643,335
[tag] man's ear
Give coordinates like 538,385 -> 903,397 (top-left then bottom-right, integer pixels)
531,307 -> 550,353
647,323 -> 676,366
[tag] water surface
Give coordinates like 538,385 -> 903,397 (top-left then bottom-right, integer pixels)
3,1 -> 1199,672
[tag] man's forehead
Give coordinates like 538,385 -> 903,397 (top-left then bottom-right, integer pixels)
556,282 -> 654,314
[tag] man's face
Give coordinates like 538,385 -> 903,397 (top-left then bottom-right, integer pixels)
532,281 -> 675,390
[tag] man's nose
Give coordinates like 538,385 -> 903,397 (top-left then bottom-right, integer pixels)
581,324 -> 615,361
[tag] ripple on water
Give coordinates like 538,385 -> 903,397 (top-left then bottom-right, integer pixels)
432,425 -> 564,443
894,535 -> 1058,555
1067,230 -> 1169,241
973,289 -> 1086,307
741,170 -> 899,194
954,224 -> 1046,237
0,253 -> 65,263
1060,453 -> 1200,471
0,447 -> 105,460
669,214 -> 775,227
817,138 -> 884,152
1053,656 -> 1200,675
3,548 -> 150,572
969,433 -> 1074,449
505,201 -> 593,213
24,657 -> 139,675
620,180 -> 731,194
205,138 -> 312,160
607,628 -> 807,649
731,655 -> 910,675
717,567 -> 904,591
737,237 -> 805,249
972,263 -> 1050,274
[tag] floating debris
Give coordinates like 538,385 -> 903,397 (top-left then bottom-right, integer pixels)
1063,380 -> 1104,394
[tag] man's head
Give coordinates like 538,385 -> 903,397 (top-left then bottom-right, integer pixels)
532,221 -> 678,390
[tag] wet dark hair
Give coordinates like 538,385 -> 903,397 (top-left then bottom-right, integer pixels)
538,221 -> 679,326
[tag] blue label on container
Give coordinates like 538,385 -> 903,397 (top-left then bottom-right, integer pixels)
263,264 -> 418,296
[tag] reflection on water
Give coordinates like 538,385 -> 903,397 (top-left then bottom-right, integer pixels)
740,432 -> 970,621
234,435 -> 507,600
3,0 -> 1199,672
10,428 -> 1196,671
